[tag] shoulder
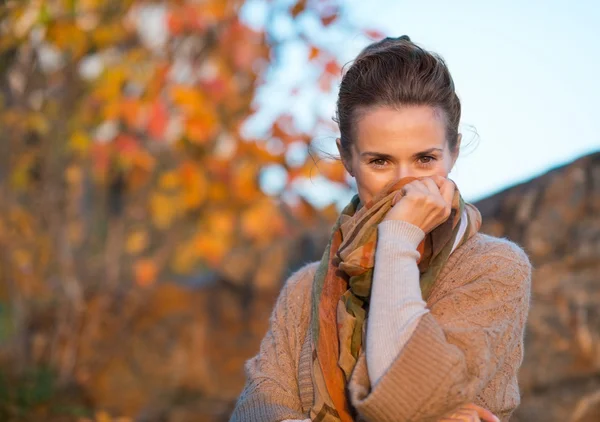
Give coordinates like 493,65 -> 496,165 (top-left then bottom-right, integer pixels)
432,233 -> 532,304
277,260 -> 320,313
454,232 -> 532,275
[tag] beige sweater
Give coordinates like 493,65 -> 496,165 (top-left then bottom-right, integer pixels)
230,232 -> 532,422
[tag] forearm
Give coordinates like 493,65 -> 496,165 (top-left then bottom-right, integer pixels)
367,219 -> 429,386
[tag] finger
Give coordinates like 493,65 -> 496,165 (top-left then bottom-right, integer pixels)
442,409 -> 476,420
475,407 -> 500,422
420,177 -> 443,196
454,410 -> 479,422
403,180 -> 429,195
429,174 -> 447,189
438,177 -> 456,206
464,404 -> 500,422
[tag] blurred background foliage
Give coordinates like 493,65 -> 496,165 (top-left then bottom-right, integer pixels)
0,0 -> 379,420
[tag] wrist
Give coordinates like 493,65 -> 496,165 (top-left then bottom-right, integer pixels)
378,219 -> 425,250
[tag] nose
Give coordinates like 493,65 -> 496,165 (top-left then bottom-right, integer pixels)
395,166 -> 418,181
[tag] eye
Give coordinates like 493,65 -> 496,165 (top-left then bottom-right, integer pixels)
369,158 -> 387,168
418,156 -> 436,167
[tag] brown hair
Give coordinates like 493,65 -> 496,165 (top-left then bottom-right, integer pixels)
334,35 -> 462,160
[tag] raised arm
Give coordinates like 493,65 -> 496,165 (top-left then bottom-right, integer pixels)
229,263 -> 317,422
348,238 -> 532,422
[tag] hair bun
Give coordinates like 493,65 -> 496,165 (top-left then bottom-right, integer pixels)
385,35 -> 411,42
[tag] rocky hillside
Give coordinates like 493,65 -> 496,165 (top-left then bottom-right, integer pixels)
473,151 -> 600,422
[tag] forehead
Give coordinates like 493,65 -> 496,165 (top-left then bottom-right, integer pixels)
353,105 -> 447,152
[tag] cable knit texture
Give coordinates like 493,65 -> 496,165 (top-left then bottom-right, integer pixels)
230,231 -> 532,422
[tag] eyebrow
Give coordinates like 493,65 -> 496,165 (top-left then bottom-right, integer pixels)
360,148 -> 443,159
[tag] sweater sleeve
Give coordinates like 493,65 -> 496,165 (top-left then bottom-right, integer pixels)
229,263 -> 316,422
367,219 -> 429,386
348,240 -> 532,422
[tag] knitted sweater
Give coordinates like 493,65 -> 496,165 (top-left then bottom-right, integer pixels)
230,229 -> 532,422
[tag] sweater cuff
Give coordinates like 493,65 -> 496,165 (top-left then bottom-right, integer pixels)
378,219 -> 425,251
349,313 -> 465,421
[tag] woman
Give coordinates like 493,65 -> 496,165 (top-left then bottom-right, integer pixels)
230,35 -> 532,422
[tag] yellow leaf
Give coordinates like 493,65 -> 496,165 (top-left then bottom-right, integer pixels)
158,171 -> 180,190
69,131 -> 91,154
97,67 -> 127,101
26,113 -> 49,135
10,153 -> 35,190
170,241 -> 198,274
47,22 -> 88,58
92,22 -> 126,48
126,230 -> 148,255
150,192 -> 179,230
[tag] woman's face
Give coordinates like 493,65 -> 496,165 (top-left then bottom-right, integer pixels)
336,105 -> 461,205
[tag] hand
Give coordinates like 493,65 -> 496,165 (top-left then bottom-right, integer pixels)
382,175 -> 455,234
439,402 -> 501,421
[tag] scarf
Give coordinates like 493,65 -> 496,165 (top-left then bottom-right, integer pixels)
309,176 -> 482,421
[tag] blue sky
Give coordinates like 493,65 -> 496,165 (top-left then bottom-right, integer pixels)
242,0 -> 600,208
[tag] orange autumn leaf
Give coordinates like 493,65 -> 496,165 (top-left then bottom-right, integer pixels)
324,59 -> 340,76
364,29 -> 386,40
200,209 -> 236,241
120,98 -> 142,129
231,160 -> 262,203
194,233 -> 230,267
169,85 -> 206,114
200,0 -> 230,22
308,46 -> 320,61
179,161 -> 208,209
185,116 -> 218,145
208,182 -> 228,202
317,159 -> 347,184
134,259 -> 157,287
240,199 -> 287,244
321,14 -> 338,26
147,100 -> 169,140
291,0 -> 307,17
166,10 -> 185,35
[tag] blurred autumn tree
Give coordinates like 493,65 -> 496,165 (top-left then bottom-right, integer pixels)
0,0 -> 380,419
